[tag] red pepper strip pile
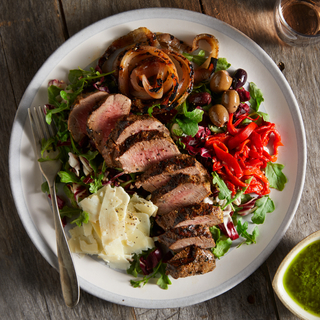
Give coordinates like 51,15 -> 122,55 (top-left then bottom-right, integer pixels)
205,113 -> 283,196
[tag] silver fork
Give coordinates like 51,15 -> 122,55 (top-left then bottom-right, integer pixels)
28,106 -> 80,308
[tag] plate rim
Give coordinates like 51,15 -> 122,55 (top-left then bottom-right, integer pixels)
9,7 -> 307,308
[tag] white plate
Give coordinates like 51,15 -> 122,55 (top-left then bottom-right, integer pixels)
9,8 -> 306,308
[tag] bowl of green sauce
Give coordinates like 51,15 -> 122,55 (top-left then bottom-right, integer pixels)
273,230 -> 320,319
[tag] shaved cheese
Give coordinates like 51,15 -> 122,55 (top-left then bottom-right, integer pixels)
68,186 -> 157,270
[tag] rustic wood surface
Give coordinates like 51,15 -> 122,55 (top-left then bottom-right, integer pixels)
1,0 -> 319,319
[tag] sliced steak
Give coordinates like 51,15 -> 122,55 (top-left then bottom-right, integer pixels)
87,94 -> 131,164
151,173 -> 211,215
156,203 -> 223,231
158,225 -> 215,252
68,91 -> 109,143
166,246 -> 216,279
105,114 -> 170,167
115,130 -> 180,173
136,154 -> 210,192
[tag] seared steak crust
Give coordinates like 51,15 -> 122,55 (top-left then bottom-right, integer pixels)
136,154 -> 210,192
166,246 -> 216,279
115,130 -> 180,173
151,173 -> 211,215
158,224 -> 215,251
68,91 -> 109,143
109,114 -> 170,145
156,203 -> 223,231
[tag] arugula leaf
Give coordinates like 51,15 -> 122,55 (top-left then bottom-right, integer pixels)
176,117 -> 199,137
236,218 -> 259,246
41,181 -> 49,194
71,210 -> 89,227
256,111 -> 269,122
63,184 -> 78,208
175,101 -> 204,137
59,206 -> 89,226
59,206 -> 82,219
209,225 -> 221,242
215,58 -> 231,71
265,162 -> 287,191
249,82 -> 264,112
156,263 -> 172,290
48,85 -> 64,107
212,172 -> 232,201
222,177 -> 252,209
79,150 -> 100,173
251,195 -> 275,224
212,238 -> 233,259
183,49 -> 206,66
129,260 -> 171,289
210,226 -> 233,259
127,254 -> 142,278
58,170 -> 82,184
88,162 -> 107,193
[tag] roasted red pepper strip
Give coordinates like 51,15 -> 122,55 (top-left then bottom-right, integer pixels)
243,168 -> 270,195
228,121 -> 258,150
205,133 -> 229,147
224,165 -> 247,188
212,143 -> 243,178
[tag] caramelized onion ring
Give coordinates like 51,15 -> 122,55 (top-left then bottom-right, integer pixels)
98,28 -> 219,112
118,45 -> 179,112
99,27 -> 160,71
165,50 -> 194,107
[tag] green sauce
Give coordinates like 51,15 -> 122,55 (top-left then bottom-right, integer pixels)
283,239 -> 320,316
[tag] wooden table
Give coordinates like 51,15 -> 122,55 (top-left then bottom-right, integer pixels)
1,0 -> 319,319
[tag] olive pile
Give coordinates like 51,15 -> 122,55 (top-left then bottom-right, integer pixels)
208,69 -> 247,127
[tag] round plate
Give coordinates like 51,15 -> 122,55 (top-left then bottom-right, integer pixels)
9,8 -> 306,308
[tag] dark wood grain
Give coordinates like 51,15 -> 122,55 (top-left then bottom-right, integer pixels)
1,0 -> 320,319
61,0 -> 202,37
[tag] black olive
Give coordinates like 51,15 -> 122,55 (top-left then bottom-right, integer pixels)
232,68 -> 247,90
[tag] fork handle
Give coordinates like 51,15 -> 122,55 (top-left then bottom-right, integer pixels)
50,182 -> 80,308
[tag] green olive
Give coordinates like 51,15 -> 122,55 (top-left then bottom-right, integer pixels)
221,90 -> 240,113
210,70 -> 232,93
208,104 -> 229,127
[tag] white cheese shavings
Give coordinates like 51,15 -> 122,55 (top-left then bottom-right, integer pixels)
68,184 -> 158,270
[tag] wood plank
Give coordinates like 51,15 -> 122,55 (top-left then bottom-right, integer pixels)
0,0 -> 66,104
61,0 -> 202,37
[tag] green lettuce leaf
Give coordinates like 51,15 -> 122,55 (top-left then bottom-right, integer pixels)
249,82 -> 264,112
251,195 -> 275,224
212,172 -> 232,201
265,162 -> 287,191
213,238 -> 232,259
215,58 -> 231,71
236,218 -> 259,246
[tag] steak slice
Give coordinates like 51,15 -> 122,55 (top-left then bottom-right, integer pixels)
115,130 -> 180,173
151,173 -> 211,215
158,225 -> 215,252
68,91 -> 109,143
105,114 -> 170,167
136,154 -> 210,192
87,94 -> 131,165
156,203 -> 223,231
166,246 -> 216,279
